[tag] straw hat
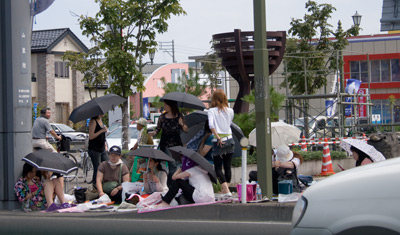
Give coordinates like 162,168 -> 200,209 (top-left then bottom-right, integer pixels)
136,117 -> 147,126
276,145 -> 293,162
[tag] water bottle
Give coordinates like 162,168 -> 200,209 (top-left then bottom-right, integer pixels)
256,182 -> 262,200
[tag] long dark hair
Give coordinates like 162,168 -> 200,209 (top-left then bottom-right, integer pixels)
350,146 -> 373,166
22,163 -> 34,178
151,158 -> 165,173
164,99 -> 180,117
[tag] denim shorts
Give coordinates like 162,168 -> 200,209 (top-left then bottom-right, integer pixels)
212,138 -> 235,156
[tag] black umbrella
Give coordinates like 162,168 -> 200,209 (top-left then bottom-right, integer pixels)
181,110 -> 245,157
69,93 -> 126,123
22,150 -> 78,175
160,92 -> 205,110
169,146 -> 217,180
128,148 -> 175,162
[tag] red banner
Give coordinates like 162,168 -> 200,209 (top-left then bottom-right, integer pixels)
357,88 -> 368,118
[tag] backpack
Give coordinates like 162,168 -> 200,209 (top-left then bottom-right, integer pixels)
273,164 -> 302,194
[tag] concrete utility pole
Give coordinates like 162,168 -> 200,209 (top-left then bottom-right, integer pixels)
0,0 -> 33,209
253,0 -> 273,198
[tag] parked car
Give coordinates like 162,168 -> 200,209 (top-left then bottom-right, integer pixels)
294,116 -> 327,138
106,124 -> 159,150
47,123 -> 88,143
291,157 -> 400,235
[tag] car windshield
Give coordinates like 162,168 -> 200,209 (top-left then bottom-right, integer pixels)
294,118 -> 316,127
109,122 -> 121,133
107,126 -> 140,139
54,124 -> 75,132
327,119 -> 338,127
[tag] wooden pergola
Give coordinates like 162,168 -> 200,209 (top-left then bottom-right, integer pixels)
213,29 -> 286,113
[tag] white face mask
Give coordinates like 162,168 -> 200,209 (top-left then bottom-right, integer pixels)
108,159 -> 123,166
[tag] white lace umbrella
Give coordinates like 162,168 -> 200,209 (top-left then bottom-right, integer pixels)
339,139 -> 386,162
248,122 -> 301,148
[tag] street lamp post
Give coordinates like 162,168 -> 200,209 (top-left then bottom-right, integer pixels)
340,11 -> 362,135
352,11 -> 362,26
139,51 -> 155,118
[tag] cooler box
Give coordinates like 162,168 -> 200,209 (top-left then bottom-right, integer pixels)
278,180 -> 293,194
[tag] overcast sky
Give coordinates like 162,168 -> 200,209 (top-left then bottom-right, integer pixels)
32,0 -> 384,64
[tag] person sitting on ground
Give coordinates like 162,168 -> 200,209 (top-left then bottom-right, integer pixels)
249,145 -> 303,194
350,146 -> 373,166
143,158 -> 168,194
14,163 -> 46,211
96,145 -> 130,204
41,170 -> 66,207
156,163 -> 215,208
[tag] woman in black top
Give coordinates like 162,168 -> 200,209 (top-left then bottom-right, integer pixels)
149,100 -> 188,187
88,114 -> 109,184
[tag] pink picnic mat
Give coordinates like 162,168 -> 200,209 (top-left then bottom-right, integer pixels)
138,200 -> 231,214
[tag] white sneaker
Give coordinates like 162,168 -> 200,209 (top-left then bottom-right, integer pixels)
223,192 -> 232,197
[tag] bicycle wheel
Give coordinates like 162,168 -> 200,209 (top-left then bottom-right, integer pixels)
83,154 -> 94,184
64,153 -> 78,182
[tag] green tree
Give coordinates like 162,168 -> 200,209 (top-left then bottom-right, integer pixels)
78,0 -> 185,149
233,88 -> 285,137
202,52 -> 223,96
62,46 -> 108,99
153,68 -> 208,114
282,0 -> 360,95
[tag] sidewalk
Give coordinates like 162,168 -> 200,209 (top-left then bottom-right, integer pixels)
54,152 -> 320,223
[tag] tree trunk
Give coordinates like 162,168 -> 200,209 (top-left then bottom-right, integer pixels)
121,100 -> 130,150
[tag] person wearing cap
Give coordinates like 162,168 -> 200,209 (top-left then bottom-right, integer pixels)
96,145 -> 129,204
131,117 -> 153,151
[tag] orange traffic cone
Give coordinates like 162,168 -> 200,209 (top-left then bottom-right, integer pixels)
362,133 -> 367,142
320,138 -> 335,176
301,135 -> 307,152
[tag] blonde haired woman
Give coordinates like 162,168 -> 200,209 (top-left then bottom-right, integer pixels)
207,89 -> 235,197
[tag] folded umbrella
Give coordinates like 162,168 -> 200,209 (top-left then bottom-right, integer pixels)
128,148 -> 175,162
22,150 -> 78,175
160,92 -> 205,110
169,146 -> 217,180
339,139 -> 386,162
69,93 -> 126,123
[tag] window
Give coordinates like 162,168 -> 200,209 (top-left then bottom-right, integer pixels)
54,61 -> 69,78
350,59 -> 400,83
391,59 -> 400,81
31,73 -> 36,82
371,100 -> 399,124
350,61 -> 368,82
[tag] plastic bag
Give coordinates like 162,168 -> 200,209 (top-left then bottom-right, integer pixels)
121,181 -> 144,202
236,184 -> 257,201
278,192 -> 302,203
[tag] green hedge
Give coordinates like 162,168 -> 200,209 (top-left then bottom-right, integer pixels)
231,149 -> 348,167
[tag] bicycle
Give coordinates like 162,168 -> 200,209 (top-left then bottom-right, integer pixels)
56,136 -> 79,183
78,148 -> 94,184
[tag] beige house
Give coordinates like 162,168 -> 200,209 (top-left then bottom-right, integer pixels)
31,28 -> 88,124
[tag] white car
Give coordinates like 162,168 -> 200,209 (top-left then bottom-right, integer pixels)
106,124 -> 159,150
291,157 -> 400,235
48,123 -> 88,142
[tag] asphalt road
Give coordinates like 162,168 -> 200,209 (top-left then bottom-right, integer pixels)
0,214 -> 292,235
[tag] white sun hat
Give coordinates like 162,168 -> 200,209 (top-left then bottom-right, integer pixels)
276,145 -> 293,162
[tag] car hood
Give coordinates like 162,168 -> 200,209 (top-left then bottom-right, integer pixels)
299,157 -> 400,232
304,157 -> 400,200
